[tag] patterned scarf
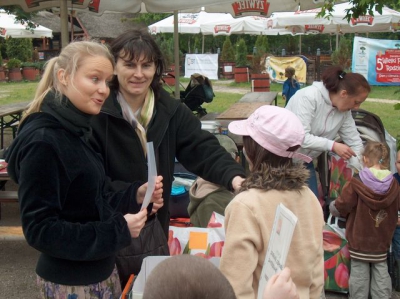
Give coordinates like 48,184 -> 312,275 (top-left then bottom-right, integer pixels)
117,89 -> 155,155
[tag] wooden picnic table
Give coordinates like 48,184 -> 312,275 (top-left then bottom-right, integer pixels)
0,102 -> 30,149
238,91 -> 278,106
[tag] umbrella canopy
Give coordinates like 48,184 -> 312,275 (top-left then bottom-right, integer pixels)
149,10 -> 234,34
0,11 -> 52,38
200,16 -> 293,36
270,1 -> 400,34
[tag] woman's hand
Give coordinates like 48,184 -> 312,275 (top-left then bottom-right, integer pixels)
263,267 -> 299,299
332,142 -> 356,160
151,176 -> 164,214
124,209 -> 148,238
136,176 -> 163,205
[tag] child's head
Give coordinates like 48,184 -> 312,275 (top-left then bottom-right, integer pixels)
228,105 -> 311,191
285,66 -> 296,79
396,150 -> 400,175
362,140 -> 390,170
142,255 -> 236,299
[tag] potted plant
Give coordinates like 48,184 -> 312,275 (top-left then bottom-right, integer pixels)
234,38 -> 249,83
220,36 -> 235,79
7,58 -> 22,82
0,56 -> 5,82
21,61 -> 40,81
250,35 -> 270,92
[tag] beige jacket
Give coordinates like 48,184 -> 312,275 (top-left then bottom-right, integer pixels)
220,187 -> 324,299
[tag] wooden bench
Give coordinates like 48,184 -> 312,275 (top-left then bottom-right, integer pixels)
0,191 -> 18,220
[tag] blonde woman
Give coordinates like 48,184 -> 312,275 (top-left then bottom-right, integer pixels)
5,40 -> 163,299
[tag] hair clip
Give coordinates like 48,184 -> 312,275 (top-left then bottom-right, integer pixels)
338,71 -> 346,79
379,158 -> 384,164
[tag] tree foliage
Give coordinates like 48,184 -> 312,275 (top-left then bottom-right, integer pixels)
235,38 -> 248,67
331,36 -> 352,70
221,36 -> 235,62
5,38 -> 33,61
318,0 -> 400,21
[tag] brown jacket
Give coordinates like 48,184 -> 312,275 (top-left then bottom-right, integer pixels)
335,175 -> 400,262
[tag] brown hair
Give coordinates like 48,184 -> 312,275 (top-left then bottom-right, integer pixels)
240,136 -> 309,192
321,66 -> 371,96
109,26 -> 165,100
285,66 -> 295,78
143,255 -> 236,299
362,140 -> 390,169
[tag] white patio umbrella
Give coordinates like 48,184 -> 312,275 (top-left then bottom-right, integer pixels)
0,11 -> 52,38
270,2 -> 400,49
149,10 -> 234,53
200,16 -> 294,36
0,0 -> 328,95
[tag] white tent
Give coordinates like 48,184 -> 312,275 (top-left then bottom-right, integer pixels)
270,2 -> 400,49
200,16 -> 294,36
149,10 -> 234,53
149,10 -> 234,34
0,11 -> 52,38
0,0 -> 331,95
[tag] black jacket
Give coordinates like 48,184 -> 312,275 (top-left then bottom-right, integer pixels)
5,111 -> 141,285
90,88 -> 246,236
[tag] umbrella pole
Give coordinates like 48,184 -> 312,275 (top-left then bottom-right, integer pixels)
60,0 -> 69,49
174,10 -> 180,100
202,35 -> 205,54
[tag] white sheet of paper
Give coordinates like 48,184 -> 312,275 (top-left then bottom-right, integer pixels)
257,203 -> 298,299
141,142 -> 157,211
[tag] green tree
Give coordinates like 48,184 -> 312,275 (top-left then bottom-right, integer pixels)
252,35 -> 269,73
331,36 -> 352,70
221,36 -> 235,62
5,38 -> 33,62
235,38 -> 248,67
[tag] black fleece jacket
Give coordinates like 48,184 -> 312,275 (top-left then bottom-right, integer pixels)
5,110 -> 142,285
90,88 -> 246,236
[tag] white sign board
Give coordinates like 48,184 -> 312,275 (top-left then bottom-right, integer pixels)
185,54 -> 219,80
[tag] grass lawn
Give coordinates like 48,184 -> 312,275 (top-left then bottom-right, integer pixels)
1,79 -> 399,138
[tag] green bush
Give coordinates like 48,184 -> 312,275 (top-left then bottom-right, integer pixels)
21,61 -> 38,68
221,36 -> 235,62
159,38 -> 174,67
235,38 -> 248,67
5,38 -> 33,62
7,58 -> 22,69
331,36 -> 352,70
252,35 -> 269,73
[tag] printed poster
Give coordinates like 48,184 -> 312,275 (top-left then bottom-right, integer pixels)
184,54 -> 219,80
265,56 -> 307,84
352,36 -> 400,85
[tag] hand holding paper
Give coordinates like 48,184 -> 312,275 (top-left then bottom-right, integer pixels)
138,142 -> 163,213
263,267 -> 299,299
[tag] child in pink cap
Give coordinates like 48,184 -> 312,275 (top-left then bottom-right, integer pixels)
219,105 -> 325,299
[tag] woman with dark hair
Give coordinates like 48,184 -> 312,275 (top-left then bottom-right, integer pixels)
89,27 -> 246,287
285,65 -> 371,197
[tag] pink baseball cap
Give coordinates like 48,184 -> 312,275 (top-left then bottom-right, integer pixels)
228,105 -> 312,163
